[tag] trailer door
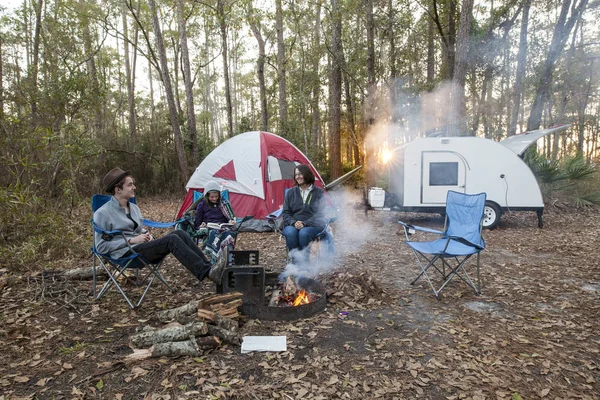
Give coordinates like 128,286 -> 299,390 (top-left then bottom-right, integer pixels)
421,151 -> 467,204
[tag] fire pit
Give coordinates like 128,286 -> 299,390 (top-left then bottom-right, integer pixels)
217,266 -> 327,321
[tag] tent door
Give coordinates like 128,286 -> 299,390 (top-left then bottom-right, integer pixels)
421,151 -> 467,204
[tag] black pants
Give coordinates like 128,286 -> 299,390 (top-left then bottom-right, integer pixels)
132,230 -> 211,281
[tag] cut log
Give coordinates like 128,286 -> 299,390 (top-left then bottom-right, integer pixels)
40,266 -> 107,280
210,298 -> 243,312
155,300 -> 200,323
130,322 -> 208,348
207,325 -> 240,345
125,336 -> 221,362
199,292 -> 243,308
269,289 -> 281,307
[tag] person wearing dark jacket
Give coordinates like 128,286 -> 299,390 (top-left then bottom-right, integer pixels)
93,168 -> 228,285
194,180 -> 236,263
281,164 -> 327,263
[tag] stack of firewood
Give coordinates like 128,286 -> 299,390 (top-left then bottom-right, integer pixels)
125,292 -> 243,362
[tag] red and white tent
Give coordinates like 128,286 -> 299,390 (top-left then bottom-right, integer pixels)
176,131 -> 325,222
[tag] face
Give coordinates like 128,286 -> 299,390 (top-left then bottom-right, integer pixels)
116,176 -> 136,199
294,169 -> 305,186
207,191 -> 220,203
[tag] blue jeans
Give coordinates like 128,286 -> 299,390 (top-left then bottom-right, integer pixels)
283,225 -> 324,262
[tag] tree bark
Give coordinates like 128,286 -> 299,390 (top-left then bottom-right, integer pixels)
275,0 -> 289,137
121,1 -> 136,138
448,0 -> 474,136
310,1 -> 322,152
30,0 -> 43,125
508,0 -> 531,137
527,0 -> 589,131
329,0 -> 343,179
178,0 -> 199,164
248,2 -> 268,132
149,0 -> 189,178
217,0 -> 233,139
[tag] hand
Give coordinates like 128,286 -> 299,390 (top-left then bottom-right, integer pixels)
229,219 -> 235,224
200,222 -> 207,228
130,233 -> 152,244
294,221 -> 304,229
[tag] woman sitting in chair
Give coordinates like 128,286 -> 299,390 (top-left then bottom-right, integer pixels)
94,168 -> 228,284
281,164 -> 327,264
194,180 -> 236,264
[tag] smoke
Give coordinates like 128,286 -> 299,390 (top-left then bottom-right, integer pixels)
278,188 -> 374,281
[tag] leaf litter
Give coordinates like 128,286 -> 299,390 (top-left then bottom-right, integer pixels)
0,200 -> 599,398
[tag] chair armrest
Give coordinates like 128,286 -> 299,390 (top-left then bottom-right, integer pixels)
143,218 -> 185,229
445,236 -> 485,251
398,221 -> 444,235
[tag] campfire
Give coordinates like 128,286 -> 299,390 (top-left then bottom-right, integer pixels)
268,276 -> 320,307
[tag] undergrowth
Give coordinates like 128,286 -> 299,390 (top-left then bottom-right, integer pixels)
0,184 -> 89,272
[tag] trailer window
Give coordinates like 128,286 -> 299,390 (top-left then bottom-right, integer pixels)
429,162 -> 458,186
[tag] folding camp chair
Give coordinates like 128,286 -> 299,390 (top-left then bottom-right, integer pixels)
91,195 -> 180,309
266,205 -> 337,264
176,189 -> 251,265
398,191 -> 486,299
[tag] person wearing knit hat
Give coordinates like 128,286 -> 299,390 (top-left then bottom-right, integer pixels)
93,169 -> 228,285
194,180 -> 237,264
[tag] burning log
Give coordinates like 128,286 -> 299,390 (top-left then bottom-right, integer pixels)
283,276 -> 297,296
268,289 -> 281,307
125,336 -> 221,362
130,322 -> 208,348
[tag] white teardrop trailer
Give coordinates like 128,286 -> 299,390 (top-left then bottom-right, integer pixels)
368,125 -> 569,229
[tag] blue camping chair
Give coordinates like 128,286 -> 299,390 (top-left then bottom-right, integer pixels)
91,195 -> 182,309
398,191 -> 486,299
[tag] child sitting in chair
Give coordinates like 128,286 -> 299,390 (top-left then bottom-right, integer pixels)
194,180 -> 236,263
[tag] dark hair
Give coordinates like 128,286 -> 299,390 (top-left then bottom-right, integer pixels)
111,174 -> 133,194
294,164 -> 315,186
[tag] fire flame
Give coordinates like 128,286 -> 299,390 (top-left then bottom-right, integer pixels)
293,290 -> 310,306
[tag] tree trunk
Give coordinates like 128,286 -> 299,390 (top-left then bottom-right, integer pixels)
0,36 -> 3,121
448,0 -> 474,136
527,0 -> 589,131
508,0 -> 531,137
329,0 -> 343,179
149,0 -> 189,178
275,0 -> 289,137
426,0 -> 435,89
217,0 -> 233,139
248,3 -> 268,132
30,0 -> 43,125
121,1 -> 136,139
365,0 -> 376,186
310,1 -> 322,153
178,0 -> 199,164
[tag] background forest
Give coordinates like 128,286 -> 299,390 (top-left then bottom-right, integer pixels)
1,0 -> 599,269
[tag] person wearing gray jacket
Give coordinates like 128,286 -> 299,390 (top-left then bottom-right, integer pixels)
94,168 -> 227,284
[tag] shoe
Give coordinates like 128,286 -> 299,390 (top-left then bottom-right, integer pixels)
208,247 -> 228,285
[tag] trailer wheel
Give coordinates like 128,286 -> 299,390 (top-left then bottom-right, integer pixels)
482,202 -> 501,230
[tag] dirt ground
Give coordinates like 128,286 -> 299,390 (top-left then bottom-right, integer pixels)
1,196 -> 599,400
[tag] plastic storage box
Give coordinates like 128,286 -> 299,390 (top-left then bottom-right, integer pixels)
368,187 -> 386,208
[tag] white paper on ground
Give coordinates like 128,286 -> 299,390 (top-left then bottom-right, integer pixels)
241,336 -> 287,353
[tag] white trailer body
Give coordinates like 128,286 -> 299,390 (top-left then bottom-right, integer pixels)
381,126 -> 569,228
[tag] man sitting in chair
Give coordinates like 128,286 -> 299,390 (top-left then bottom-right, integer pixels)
93,168 -> 228,285
281,164 -> 327,264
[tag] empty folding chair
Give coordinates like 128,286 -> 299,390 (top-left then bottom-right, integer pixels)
398,191 -> 486,298
91,195 -> 178,309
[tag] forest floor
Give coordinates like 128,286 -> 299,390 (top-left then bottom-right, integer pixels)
1,193 -> 599,400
